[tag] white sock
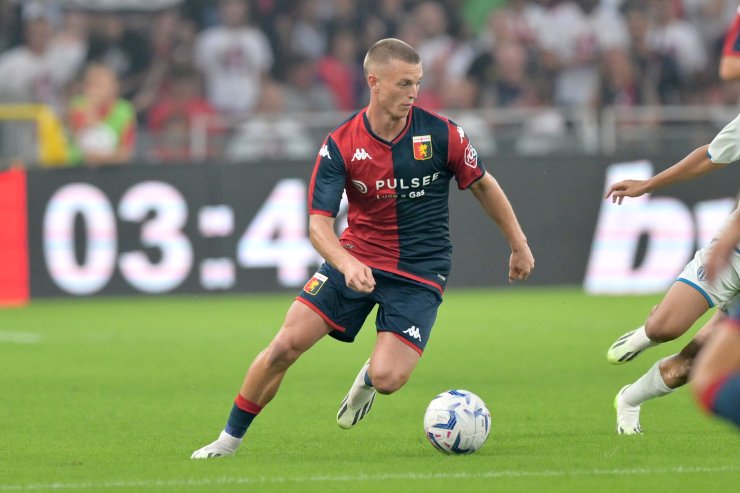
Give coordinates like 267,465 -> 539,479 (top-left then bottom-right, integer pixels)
631,325 -> 659,351
217,430 -> 243,452
622,356 -> 675,407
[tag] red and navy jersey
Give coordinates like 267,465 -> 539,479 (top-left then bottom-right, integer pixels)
308,106 -> 486,292
724,6 -> 740,57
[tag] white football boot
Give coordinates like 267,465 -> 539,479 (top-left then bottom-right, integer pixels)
606,328 -> 655,365
614,385 -> 643,435
337,359 -> 376,429
190,431 -> 242,459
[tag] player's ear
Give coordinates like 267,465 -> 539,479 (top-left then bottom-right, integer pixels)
368,73 -> 379,93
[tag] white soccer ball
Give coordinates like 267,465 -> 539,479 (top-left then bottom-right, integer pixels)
423,389 -> 491,455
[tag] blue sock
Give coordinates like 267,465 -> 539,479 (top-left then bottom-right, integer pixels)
224,395 -> 262,439
711,373 -> 740,428
364,370 -> 373,387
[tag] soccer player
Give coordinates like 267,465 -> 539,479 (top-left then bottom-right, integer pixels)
692,211 -> 740,429
190,38 -> 534,458
604,111 -> 740,435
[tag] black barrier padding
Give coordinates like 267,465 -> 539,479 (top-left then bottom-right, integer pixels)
26,153 -> 740,297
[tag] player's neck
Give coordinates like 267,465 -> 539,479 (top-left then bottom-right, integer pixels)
365,106 -> 408,142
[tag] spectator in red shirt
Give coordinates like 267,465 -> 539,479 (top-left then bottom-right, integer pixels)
316,28 -> 364,111
148,67 -> 217,162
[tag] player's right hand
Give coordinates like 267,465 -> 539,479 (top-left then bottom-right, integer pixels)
605,179 -> 649,204
343,261 -> 376,293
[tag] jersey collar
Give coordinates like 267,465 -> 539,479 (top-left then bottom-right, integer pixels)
362,107 -> 413,146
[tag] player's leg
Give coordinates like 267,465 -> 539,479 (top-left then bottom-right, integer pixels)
692,318 -> 740,428
191,301 -> 331,458
337,331 -> 421,428
607,281 -> 710,364
658,311 -> 722,388
337,275 -> 440,428
614,311 -> 721,435
369,331 -> 423,393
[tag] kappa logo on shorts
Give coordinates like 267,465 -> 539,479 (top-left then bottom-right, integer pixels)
303,273 -> 328,295
403,325 -> 422,341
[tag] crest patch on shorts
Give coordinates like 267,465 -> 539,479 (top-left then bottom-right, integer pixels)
303,272 -> 328,295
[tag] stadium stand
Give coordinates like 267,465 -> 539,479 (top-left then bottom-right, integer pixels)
0,0 -> 739,167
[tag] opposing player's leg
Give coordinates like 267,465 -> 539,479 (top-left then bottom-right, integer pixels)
191,301 -> 331,459
337,331 -> 421,428
692,318 -> 740,428
614,312 -> 721,435
607,281 -> 710,364
658,313 -> 721,388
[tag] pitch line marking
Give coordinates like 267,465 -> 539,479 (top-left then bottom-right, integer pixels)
0,465 -> 738,491
0,332 -> 40,344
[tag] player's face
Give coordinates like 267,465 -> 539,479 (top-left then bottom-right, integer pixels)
370,60 -> 423,120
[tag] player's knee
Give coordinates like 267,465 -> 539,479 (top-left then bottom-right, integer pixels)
370,369 -> 410,395
263,339 -> 302,371
645,313 -> 685,342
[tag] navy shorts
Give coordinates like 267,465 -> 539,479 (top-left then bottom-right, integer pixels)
296,263 -> 443,354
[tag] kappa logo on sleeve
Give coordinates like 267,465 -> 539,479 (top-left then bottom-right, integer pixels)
303,272 -> 328,295
319,145 -> 331,159
413,135 -> 433,160
456,126 -> 465,143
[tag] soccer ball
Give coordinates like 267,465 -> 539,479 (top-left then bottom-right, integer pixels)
423,389 -> 491,455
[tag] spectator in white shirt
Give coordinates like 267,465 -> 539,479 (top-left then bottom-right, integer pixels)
194,0 -> 274,117
0,6 -> 84,113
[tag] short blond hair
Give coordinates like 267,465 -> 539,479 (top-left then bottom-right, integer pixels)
363,38 -> 421,77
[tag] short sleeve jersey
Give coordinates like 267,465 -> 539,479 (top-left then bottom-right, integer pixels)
708,112 -> 740,165
308,106 -> 486,292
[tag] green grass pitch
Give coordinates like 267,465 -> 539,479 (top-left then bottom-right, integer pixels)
1,287 -> 738,492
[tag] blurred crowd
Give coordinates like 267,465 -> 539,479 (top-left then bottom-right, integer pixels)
0,0 -> 738,166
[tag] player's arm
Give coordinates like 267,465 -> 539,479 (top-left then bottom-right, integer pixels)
308,136 -> 374,293
605,145 -> 725,204
720,56 -> 740,80
308,214 -> 375,293
706,212 -> 740,282
720,10 -> 740,81
470,172 -> 534,282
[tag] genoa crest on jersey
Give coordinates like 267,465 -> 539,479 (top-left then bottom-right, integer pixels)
413,135 -> 433,160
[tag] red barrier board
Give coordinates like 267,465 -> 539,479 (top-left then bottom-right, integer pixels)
0,168 -> 29,306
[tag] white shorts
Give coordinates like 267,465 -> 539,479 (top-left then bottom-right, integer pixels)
677,245 -> 740,310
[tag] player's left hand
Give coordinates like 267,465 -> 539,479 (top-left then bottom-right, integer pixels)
508,246 -> 534,283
